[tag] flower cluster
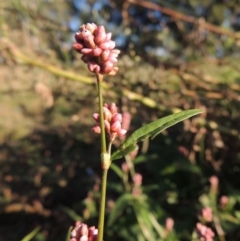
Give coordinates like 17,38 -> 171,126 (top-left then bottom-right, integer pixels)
70,221 -> 98,241
92,103 -> 127,141
73,23 -> 120,76
196,223 -> 215,241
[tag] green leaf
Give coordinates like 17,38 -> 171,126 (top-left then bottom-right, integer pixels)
20,226 -> 41,241
110,162 -> 123,178
107,193 -> 134,226
112,109 -> 203,161
65,226 -> 72,241
111,144 -> 138,162
59,205 -> 83,221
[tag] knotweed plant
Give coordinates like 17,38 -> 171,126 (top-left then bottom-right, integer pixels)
70,23 -> 204,241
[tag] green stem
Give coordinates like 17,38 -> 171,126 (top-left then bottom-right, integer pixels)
97,169 -> 108,241
96,74 -> 107,153
96,73 -> 108,241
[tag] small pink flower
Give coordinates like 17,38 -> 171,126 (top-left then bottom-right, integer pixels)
165,218 -> 174,232
220,195 -> 229,208
134,173 -> 142,186
209,176 -> 218,193
201,207 -> 213,222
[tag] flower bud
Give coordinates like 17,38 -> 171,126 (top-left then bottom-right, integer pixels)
109,103 -> 117,114
93,113 -> 100,122
85,23 -> 97,33
134,173 -> 142,186
117,129 -> 127,137
92,126 -> 101,134
81,29 -> 92,39
84,35 -> 96,48
80,236 -> 88,241
92,47 -> 103,56
87,62 -> 101,73
103,107 -> 112,121
165,218 -> 174,232
81,48 -> 93,55
100,50 -> 110,62
111,121 -> 121,132
99,40 -> 116,50
72,43 -> 84,52
81,55 -> 91,63
101,61 -> 113,74
121,112 -> 131,131
112,113 -> 122,123
79,224 -> 88,236
108,67 -> 119,76
94,26 -> 107,44
105,32 -> 112,42
107,56 -> 118,63
122,163 -> 129,172
75,32 -> 84,42
104,120 -> 111,133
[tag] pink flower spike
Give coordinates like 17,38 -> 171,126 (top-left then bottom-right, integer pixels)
117,129 -> 127,137
94,26 -> 107,44
111,121 -> 121,132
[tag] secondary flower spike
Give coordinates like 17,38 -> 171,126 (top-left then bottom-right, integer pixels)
73,23 -> 120,76
92,103 -> 127,141
70,221 -> 98,241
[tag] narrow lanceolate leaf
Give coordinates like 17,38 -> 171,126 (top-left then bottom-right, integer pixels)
111,109 -> 203,161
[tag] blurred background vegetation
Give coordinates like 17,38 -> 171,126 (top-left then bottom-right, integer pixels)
1,0 -> 240,240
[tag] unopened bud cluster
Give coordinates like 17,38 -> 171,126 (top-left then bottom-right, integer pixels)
92,103 -> 127,141
73,23 -> 120,76
70,221 -> 98,241
196,223 -> 215,241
